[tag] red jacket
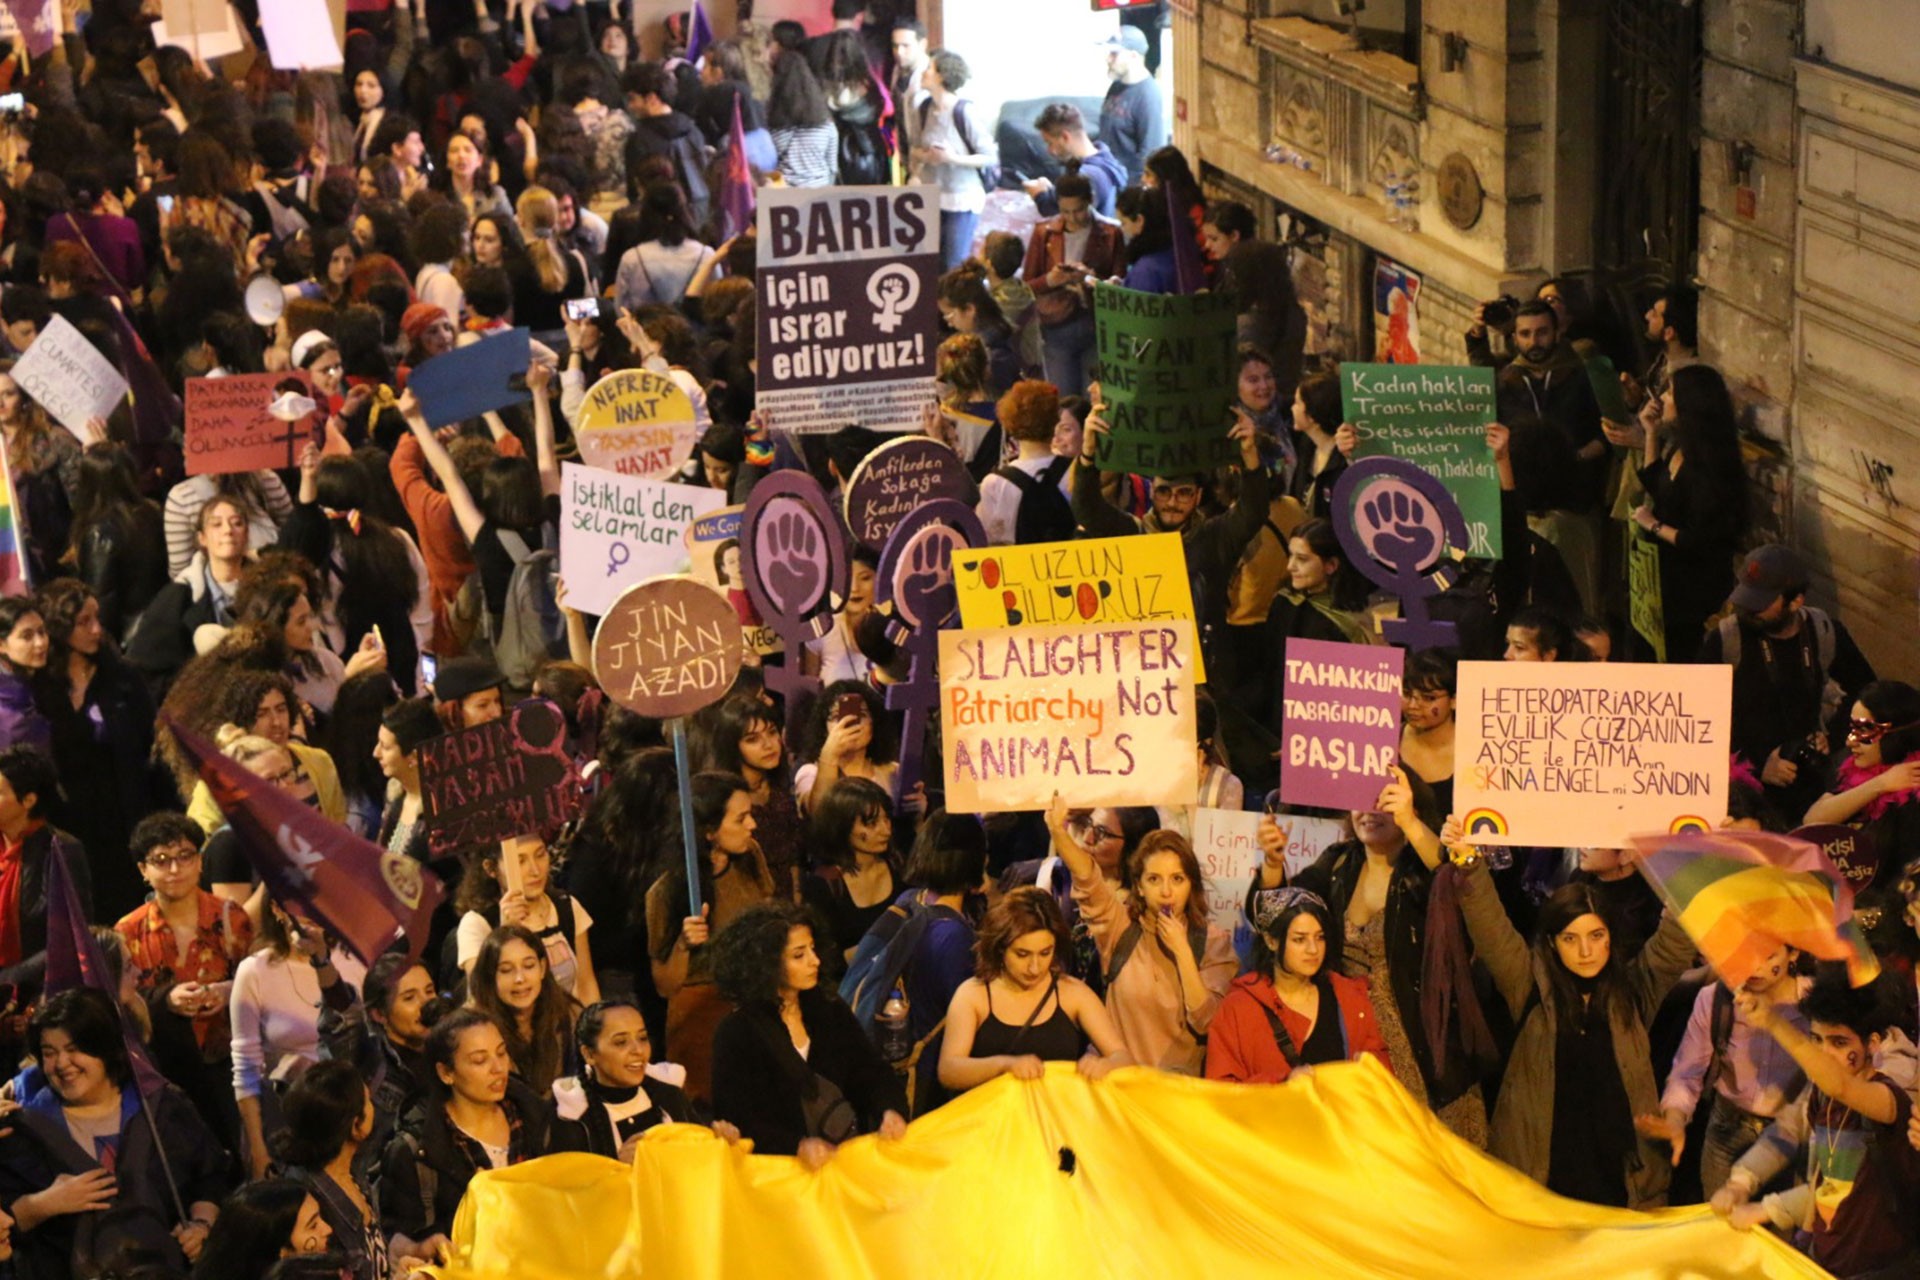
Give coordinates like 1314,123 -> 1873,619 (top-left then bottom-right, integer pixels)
1204,969 -> 1390,1084
390,430 -> 524,656
1021,217 -> 1125,326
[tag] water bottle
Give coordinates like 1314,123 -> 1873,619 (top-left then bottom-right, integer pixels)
876,986 -> 911,1064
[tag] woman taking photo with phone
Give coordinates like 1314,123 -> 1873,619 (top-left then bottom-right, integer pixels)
938,887 -> 1131,1093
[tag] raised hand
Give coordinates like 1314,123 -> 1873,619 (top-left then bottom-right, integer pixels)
760,509 -> 824,616
1362,488 -> 1438,573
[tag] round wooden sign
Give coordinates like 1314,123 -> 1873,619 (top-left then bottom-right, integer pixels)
575,368 -> 702,480
1438,152 -> 1484,231
593,575 -> 745,719
843,436 -> 972,552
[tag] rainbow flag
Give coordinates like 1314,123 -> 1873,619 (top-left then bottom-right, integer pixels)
1631,828 -> 1879,987
0,446 -> 28,596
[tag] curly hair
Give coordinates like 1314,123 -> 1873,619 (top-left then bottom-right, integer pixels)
996,379 -> 1060,444
973,886 -> 1068,981
710,899 -> 818,1006
794,679 -> 897,768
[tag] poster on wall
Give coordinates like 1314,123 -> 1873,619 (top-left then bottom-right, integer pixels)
1372,258 -> 1422,365
755,185 -> 941,433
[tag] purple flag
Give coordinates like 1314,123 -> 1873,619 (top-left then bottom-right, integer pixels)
686,0 -> 714,64
44,838 -> 171,1101
1,0 -> 57,58
1167,182 -> 1206,296
722,96 -> 758,241
166,718 -> 444,967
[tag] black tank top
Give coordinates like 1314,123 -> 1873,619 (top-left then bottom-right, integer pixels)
971,975 -> 1087,1063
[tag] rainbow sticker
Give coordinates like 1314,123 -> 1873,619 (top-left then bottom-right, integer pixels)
1669,815 -> 1711,835
1463,809 -> 1508,837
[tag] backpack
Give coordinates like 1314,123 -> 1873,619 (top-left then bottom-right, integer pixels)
840,898 -> 965,1033
482,527 -> 567,689
835,118 -> 890,186
665,132 -> 713,231
918,97 -> 1000,191
995,457 -> 1076,545
1716,607 -> 1843,723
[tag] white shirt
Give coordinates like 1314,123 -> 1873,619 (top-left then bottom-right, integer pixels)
977,453 -> 1073,546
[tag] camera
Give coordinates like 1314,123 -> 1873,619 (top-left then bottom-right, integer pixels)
1784,734 -> 1829,775
1481,295 -> 1521,329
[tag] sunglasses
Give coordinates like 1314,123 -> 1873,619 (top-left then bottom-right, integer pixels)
1847,718 -> 1892,745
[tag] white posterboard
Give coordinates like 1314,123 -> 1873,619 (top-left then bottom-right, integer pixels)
11,315 -> 128,440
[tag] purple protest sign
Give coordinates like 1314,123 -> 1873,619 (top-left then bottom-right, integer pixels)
875,498 -> 986,806
1277,638 -> 1405,812
1330,456 -> 1469,650
844,436 -> 972,552
740,470 -> 848,735
1791,823 -> 1881,888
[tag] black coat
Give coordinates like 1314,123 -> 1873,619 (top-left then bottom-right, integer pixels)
710,991 -> 907,1157
380,1078 -> 553,1243
549,1076 -> 694,1158
123,557 -> 230,695
77,506 -> 168,641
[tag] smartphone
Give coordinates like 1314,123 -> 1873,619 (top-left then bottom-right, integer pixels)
421,653 -> 439,688
834,693 -> 866,722
564,297 -> 599,322
157,194 -> 176,216
0,93 -> 23,115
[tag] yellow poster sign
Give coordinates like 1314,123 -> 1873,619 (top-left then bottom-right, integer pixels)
575,369 -> 703,480
950,531 -> 1205,680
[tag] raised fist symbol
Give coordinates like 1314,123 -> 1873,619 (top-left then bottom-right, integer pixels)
898,526 -> 959,628
1363,488 -> 1438,574
760,509 -> 825,616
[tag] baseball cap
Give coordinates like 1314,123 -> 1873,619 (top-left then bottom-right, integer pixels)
1727,544 -> 1808,613
1099,27 -> 1149,55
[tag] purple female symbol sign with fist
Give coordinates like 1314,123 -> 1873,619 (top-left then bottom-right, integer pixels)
741,472 -> 849,731
1331,457 -> 1468,650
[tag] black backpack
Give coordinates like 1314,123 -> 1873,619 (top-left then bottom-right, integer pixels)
664,131 -> 713,230
996,457 -> 1077,545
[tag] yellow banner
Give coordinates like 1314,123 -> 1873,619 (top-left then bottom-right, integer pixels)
433,1061 -> 1827,1280
950,531 -> 1206,681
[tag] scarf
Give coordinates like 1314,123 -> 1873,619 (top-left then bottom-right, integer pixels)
0,831 -> 24,970
1836,756 -> 1920,822
1418,864 -> 1498,1082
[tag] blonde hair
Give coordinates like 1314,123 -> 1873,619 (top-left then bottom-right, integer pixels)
0,360 -> 57,477
516,186 -> 569,293
215,724 -> 289,774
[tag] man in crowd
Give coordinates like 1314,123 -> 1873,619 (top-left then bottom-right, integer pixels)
891,17 -> 932,163
1098,27 -> 1162,185
1021,103 -> 1125,219
1021,173 -> 1123,398
1201,200 -> 1305,397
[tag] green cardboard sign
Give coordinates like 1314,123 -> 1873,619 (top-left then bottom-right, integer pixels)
1341,362 -> 1502,558
1585,353 -> 1634,424
1092,283 -> 1240,477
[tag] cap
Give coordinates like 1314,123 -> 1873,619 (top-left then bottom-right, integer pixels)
1099,27 -> 1149,55
1727,544 -> 1808,613
290,329 -> 333,369
433,655 -> 507,703
401,302 -> 449,343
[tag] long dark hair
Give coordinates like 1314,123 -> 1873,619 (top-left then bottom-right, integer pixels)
698,693 -> 789,787
469,923 -> 578,1092
190,1179 -> 309,1280
1292,516 -> 1369,612
587,746 -> 679,903
650,771 -> 753,955
273,1059 -> 367,1168
320,670 -> 395,811
311,457 -> 423,623
1116,185 -> 1173,265
69,444 -> 159,567
766,51 -> 831,129
1531,882 -> 1623,1026
35,578 -> 114,676
1250,893 -> 1339,980
1666,364 -> 1749,531
809,777 -> 893,872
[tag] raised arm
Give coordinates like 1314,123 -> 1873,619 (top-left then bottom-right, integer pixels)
401,392 -> 486,544
1042,792 -> 1100,885
526,360 -> 561,497
1743,989 -> 1900,1124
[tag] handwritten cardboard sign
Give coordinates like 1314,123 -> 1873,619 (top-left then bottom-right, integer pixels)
1090,283 -> 1239,477
951,532 -> 1206,681
1452,660 -> 1732,847
1278,639 -> 1404,812
185,371 -> 315,476
259,0 -> 342,69
592,576 -> 744,719
939,621 -> 1197,813
12,314 -> 128,439
844,436 -> 971,552
418,699 -> 578,857
575,369 -> 704,479
756,185 -> 940,433
1190,807 -> 1348,935
558,462 -> 725,617
685,505 -> 780,655
407,329 -> 532,428
1341,362 -> 1501,558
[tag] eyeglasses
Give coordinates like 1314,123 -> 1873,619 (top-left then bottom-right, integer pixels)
1847,718 -> 1892,745
1065,816 -> 1119,845
144,849 -> 200,871
1151,484 -> 1201,502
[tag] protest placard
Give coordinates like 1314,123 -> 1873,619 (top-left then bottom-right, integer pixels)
740,471 -> 848,729
1278,639 -> 1405,812
558,462 -> 725,617
12,315 -> 129,440
951,532 -> 1205,681
575,368 -> 705,479
0,0 -> 56,56
1452,660 -> 1732,847
260,0 -> 343,68
1189,807 -> 1347,935
685,505 -> 780,655
153,0 -> 245,59
1585,353 -> 1634,424
1627,527 -> 1666,662
756,185 -> 940,432
844,436 -> 971,552
407,329 -> 531,428
1090,283 -> 1239,476
1341,362 -> 1501,558
940,621 -> 1197,814
593,576 -> 745,719
185,372 -> 314,476
1791,823 -> 1882,889
1330,457 -> 1467,651
418,699 -> 579,858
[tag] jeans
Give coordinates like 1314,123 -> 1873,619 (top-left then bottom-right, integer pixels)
1040,312 -> 1098,397
1699,1091 -> 1771,1199
940,210 -> 980,271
